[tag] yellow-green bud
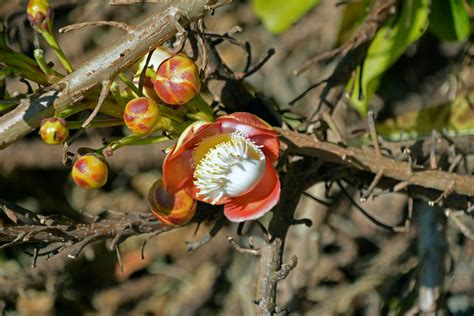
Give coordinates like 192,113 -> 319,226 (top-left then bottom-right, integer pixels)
27,0 -> 53,34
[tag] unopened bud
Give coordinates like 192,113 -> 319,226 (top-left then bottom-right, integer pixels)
153,55 -> 201,105
27,0 -> 53,34
148,179 -> 196,226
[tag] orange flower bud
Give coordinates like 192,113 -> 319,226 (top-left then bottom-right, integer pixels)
27,0 -> 53,33
153,55 -> 201,105
39,117 -> 69,145
123,97 -> 161,135
148,178 -> 196,226
72,154 -> 108,189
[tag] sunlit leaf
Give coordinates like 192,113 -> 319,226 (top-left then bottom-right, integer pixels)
252,0 -> 320,34
348,0 -> 430,116
337,0 -> 372,44
430,0 -> 470,41
376,94 -> 474,141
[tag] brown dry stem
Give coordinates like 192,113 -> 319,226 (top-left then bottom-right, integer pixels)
278,128 -> 474,198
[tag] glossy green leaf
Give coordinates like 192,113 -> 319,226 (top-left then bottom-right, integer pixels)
252,0 -> 320,34
430,0 -> 471,41
376,94 -> 474,141
348,0 -> 430,116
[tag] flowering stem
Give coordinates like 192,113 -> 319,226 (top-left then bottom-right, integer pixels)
111,83 -> 126,108
0,50 -> 55,85
106,134 -> 169,152
0,100 -> 18,112
66,119 -> 123,129
41,31 -> 73,73
57,98 -> 123,119
33,48 -> 55,76
159,104 -> 185,123
118,73 -> 142,97
186,95 -> 214,122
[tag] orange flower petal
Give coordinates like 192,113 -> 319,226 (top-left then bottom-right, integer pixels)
163,149 -> 194,192
218,113 -> 279,162
223,160 -> 280,222
219,112 -> 274,131
163,122 -> 222,192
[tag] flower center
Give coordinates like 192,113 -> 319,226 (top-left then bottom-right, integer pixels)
193,131 -> 266,205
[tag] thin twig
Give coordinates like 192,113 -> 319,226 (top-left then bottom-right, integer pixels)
186,214 -> 227,251
337,181 -> 399,232
59,21 -> 133,34
138,49 -> 155,95
115,245 -> 124,273
360,168 -> 384,202
444,209 -> 474,240
303,192 -> 333,207
294,0 -> 396,76
227,236 -> 260,256
235,48 -> 275,80
368,111 -> 381,157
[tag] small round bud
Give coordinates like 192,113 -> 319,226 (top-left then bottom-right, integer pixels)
39,117 -> 69,145
153,55 -> 201,105
123,97 -> 161,135
72,154 -> 108,189
148,179 -> 196,226
27,0 -> 53,34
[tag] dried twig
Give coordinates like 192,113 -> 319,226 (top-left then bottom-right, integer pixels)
255,158 -> 323,315
444,209 -> 474,240
186,214 -> 227,251
227,236 -> 260,256
0,210 -> 172,247
59,21 -> 133,33
294,0 -> 396,75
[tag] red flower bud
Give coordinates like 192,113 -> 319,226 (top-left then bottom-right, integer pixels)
39,117 -> 69,145
123,97 -> 161,135
72,154 -> 108,189
27,0 -> 53,34
153,55 -> 201,105
148,178 -> 196,226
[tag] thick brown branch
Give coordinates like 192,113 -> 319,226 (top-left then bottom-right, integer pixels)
256,158 -> 322,315
279,128 -> 474,198
0,213 -> 171,245
0,0 -> 210,149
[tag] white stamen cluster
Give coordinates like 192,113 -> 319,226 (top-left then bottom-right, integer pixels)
193,131 -> 266,205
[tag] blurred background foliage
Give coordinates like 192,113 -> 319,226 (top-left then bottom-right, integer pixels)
0,0 -> 473,315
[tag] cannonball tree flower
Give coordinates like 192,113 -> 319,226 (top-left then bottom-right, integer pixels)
160,112 -> 280,222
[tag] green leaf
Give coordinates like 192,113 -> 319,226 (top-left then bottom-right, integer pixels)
429,0 -> 471,42
252,0 -> 320,34
348,0 -> 430,116
376,94 -> 474,141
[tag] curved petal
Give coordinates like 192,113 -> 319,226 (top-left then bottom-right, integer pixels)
219,112 -> 274,131
218,113 -> 279,162
170,121 -> 211,158
251,134 -> 280,163
164,121 -> 222,192
223,162 -> 280,222
163,149 -> 194,192
220,117 -> 277,139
